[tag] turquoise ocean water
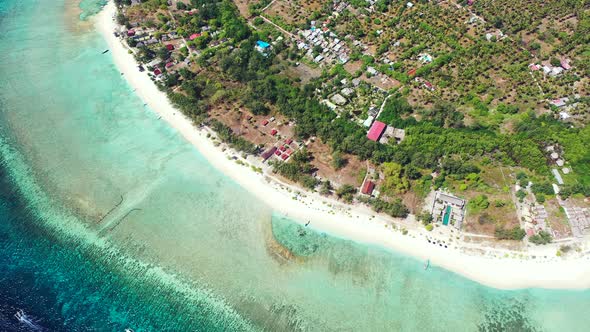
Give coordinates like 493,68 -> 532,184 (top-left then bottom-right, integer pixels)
0,0 -> 589,331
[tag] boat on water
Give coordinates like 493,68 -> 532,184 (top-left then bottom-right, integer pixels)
124,329 -> 134,332
102,49 -> 109,54
424,259 -> 430,270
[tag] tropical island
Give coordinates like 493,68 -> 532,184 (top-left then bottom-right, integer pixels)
99,0 -> 590,288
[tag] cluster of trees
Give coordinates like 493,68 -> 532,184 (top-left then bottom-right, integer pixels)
358,197 -> 410,218
495,226 -> 526,240
529,230 -> 552,245
468,194 -> 490,212
270,149 -> 317,189
209,119 -> 259,154
120,0 -> 588,234
380,162 -> 410,195
335,184 -> 357,203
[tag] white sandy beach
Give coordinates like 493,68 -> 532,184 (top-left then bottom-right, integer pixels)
95,1 -> 590,290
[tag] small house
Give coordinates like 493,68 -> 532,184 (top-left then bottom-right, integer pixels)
367,121 -> 387,142
261,147 -> 278,161
550,98 -> 568,108
418,53 -> 433,63
330,94 -> 347,106
361,180 -> 375,196
165,44 -> 174,51
363,115 -> 375,128
550,67 -> 564,76
255,40 -> 271,54
561,59 -> 571,70
341,87 -> 354,97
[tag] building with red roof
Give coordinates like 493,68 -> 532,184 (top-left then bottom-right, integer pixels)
153,68 -> 162,76
270,129 -> 278,136
189,33 -> 201,40
261,147 -> 277,161
361,180 -> 375,195
262,120 -> 269,126
127,29 -> 135,36
281,154 -> 289,160
166,44 -> 174,51
367,121 -> 386,142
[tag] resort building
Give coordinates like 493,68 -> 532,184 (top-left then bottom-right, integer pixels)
431,191 -> 466,230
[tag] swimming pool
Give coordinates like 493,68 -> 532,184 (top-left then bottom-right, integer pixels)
442,205 -> 451,225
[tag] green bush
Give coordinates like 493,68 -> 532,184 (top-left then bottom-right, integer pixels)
495,226 -> 526,240
468,194 -> 489,211
529,230 -> 552,245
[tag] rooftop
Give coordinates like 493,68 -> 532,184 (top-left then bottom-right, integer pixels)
367,121 -> 386,142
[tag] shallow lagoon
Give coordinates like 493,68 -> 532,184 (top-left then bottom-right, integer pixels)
0,0 -> 589,331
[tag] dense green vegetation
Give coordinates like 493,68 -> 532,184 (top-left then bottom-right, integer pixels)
495,226 -> 526,241
209,119 -> 259,154
135,0 -> 589,201
358,196 -> 410,218
118,0 -> 589,239
529,230 -> 553,245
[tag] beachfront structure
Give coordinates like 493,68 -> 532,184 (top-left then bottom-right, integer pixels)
431,191 -> 466,230
563,204 -> 590,238
361,180 -> 375,196
261,147 -> 277,161
367,121 -> 386,142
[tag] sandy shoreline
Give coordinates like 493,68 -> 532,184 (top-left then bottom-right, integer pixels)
95,1 -> 590,290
